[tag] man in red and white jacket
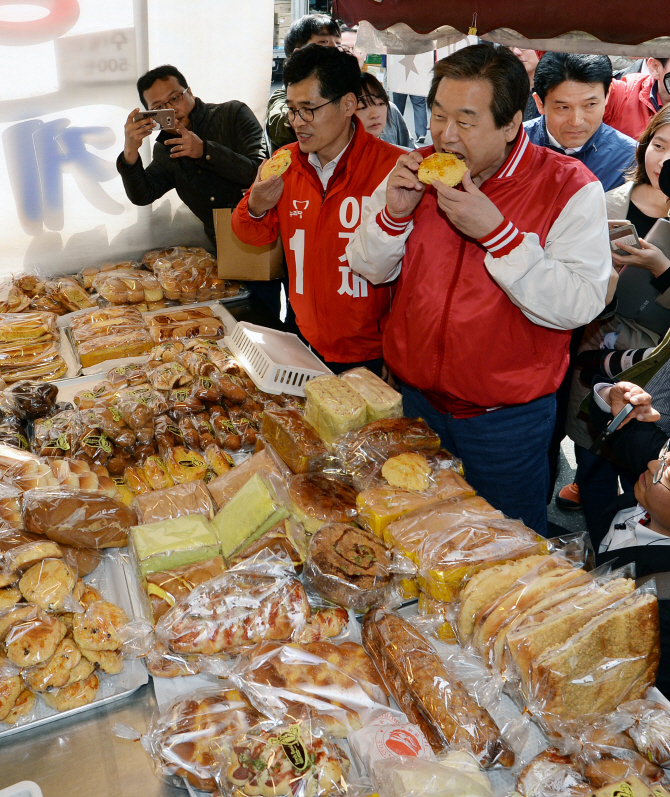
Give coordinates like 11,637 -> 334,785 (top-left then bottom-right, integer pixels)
232,45 -> 402,374
604,58 -> 670,139
347,44 -> 611,534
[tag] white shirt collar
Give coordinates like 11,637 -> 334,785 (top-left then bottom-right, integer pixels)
600,503 -> 670,553
546,126 -> 584,155
307,127 -> 354,190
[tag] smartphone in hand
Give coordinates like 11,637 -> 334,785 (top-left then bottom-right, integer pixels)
133,109 -> 175,129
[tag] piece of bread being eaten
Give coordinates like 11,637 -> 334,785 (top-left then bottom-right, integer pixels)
260,149 -> 292,180
418,152 -> 468,186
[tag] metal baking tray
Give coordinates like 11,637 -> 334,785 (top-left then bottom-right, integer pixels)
0,553 -> 148,738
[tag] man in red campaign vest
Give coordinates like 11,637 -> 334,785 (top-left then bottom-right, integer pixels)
347,45 -> 612,534
232,45 -> 402,376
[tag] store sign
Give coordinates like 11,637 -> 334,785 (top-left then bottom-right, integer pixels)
0,0 -> 273,279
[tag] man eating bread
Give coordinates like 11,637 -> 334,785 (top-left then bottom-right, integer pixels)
232,45 -> 402,376
347,44 -> 611,534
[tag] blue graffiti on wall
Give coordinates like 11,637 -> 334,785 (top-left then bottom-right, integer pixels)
3,118 -> 124,234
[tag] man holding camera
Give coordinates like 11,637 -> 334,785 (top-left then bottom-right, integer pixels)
117,65 -> 266,245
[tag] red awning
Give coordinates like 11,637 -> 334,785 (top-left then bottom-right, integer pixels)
333,0 -> 669,48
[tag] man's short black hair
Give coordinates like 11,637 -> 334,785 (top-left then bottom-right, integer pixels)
428,44 -> 529,129
533,53 -> 613,102
284,13 -> 340,57
137,65 -> 187,108
283,43 -> 361,102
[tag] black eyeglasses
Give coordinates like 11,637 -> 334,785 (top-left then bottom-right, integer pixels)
284,96 -> 343,123
653,438 -> 670,491
664,73 -> 670,97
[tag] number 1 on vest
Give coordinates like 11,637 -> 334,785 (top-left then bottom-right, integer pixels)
289,229 -> 305,294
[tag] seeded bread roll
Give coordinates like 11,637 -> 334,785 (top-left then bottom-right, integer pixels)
305,523 -> 393,612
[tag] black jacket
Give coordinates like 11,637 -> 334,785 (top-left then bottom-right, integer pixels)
117,97 -> 266,243
590,383 -> 670,695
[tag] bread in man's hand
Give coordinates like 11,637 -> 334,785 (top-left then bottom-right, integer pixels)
260,149 -> 292,180
418,152 -> 468,187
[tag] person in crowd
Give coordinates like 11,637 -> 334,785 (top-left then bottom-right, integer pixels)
560,107 -> 670,520
524,52 -> 636,508
340,26 -> 366,68
511,47 -> 542,122
605,58 -> 670,139
117,64 -> 265,246
355,72 -> 413,149
587,380 -> 670,695
525,52 -> 637,192
346,44 -> 611,534
392,91 -> 429,144
232,45 -> 402,376
267,14 -> 341,151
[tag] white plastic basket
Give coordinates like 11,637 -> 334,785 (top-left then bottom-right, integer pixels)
0,783 -> 43,797
224,322 -> 332,396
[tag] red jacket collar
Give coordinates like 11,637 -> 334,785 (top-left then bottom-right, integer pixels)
491,127 -> 532,179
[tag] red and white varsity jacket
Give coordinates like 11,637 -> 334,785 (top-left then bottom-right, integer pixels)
346,129 -> 611,417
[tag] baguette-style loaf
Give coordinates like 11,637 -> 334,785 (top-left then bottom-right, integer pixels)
362,608 -> 515,768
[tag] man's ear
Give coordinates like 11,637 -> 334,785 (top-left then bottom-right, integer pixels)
533,92 -> 545,115
503,110 -> 523,144
647,58 -> 663,80
342,92 -> 358,118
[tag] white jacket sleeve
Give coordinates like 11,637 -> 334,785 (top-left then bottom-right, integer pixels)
346,175 -> 411,285
483,181 -> 610,330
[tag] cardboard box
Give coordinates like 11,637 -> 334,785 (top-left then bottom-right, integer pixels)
215,208 -> 284,281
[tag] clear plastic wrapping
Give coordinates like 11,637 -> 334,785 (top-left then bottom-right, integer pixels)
69,306 -> 153,368
304,523 -> 414,613
303,374 -> 368,447
334,416 -> 443,488
154,554 -> 349,658
288,472 -> 358,534
0,312 -> 67,382
514,749 -> 591,797
145,306 -> 226,343
362,608 -> 515,768
130,514 -> 220,577
523,581 -> 660,728
22,487 -> 136,548
373,753 -> 495,797
261,410 -> 329,474
145,556 -> 227,622
357,468 -> 476,540
207,449 -> 281,509
142,685 -> 264,791
340,367 -> 403,422
2,380 -> 58,419
92,269 -> 164,305
232,639 -> 390,737
33,408 -> 79,456
132,479 -> 216,524
619,699 -> 670,766
211,712 -> 352,797
417,516 -> 545,603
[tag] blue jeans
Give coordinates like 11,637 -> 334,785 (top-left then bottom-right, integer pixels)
402,385 -> 556,536
392,93 -> 428,139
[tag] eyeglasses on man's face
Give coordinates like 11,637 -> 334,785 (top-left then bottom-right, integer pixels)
151,87 -> 189,111
284,96 -> 343,124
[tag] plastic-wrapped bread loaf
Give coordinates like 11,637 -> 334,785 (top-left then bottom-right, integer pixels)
340,367 -> 403,421
304,374 -> 367,446
261,409 -> 328,473
362,608 -> 515,769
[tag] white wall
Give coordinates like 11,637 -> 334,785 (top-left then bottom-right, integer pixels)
0,0 -> 273,278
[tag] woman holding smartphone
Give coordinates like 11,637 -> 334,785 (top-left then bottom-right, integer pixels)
561,106 -> 670,541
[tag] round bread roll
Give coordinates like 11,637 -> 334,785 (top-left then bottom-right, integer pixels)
305,523 -> 393,612
418,152 -> 468,187
260,148 -> 292,180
